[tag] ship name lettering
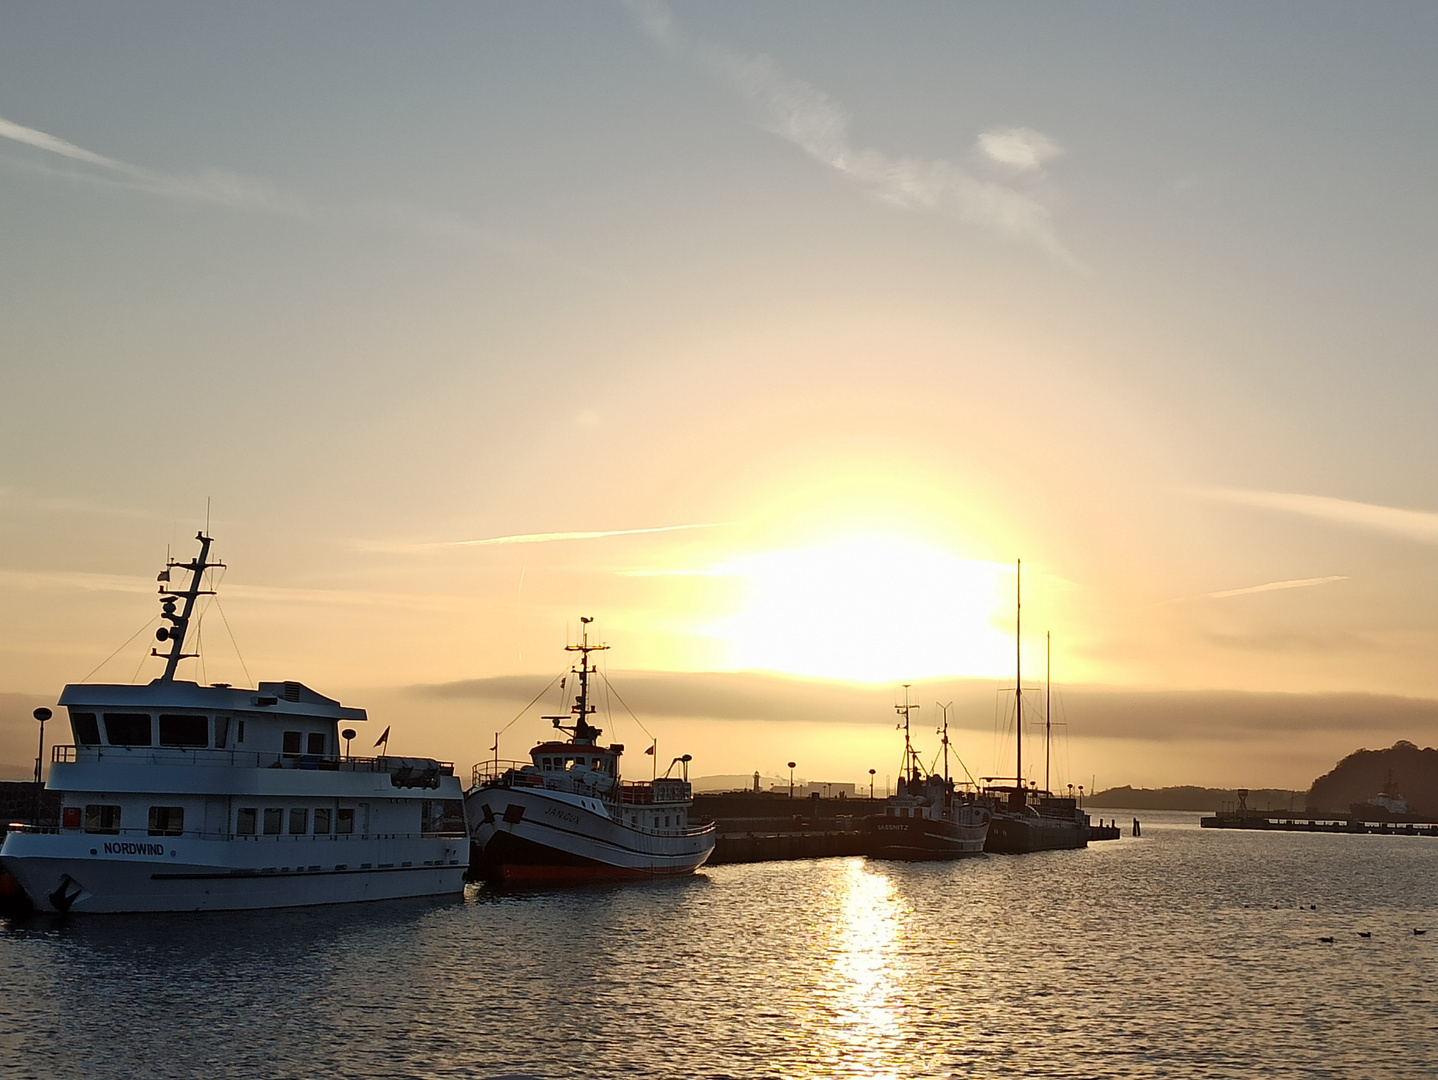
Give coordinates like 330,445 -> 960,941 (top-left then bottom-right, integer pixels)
544,806 -> 581,825
103,842 -> 166,856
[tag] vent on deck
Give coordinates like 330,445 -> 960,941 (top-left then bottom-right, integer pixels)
283,682 -> 302,702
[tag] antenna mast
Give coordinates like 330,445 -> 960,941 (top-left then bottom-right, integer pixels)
152,532 -> 224,682
544,616 -> 609,744
895,684 -> 921,783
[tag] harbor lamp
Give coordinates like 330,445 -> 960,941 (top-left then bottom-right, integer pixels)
788,762 -> 796,799
32,707 -> 51,824
869,768 -> 876,801
342,728 -> 356,759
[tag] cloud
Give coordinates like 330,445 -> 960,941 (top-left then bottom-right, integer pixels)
361,522 -> 724,553
1207,575 -> 1349,600
1197,488 -> 1438,543
976,127 -> 1063,173
623,1 -> 1078,266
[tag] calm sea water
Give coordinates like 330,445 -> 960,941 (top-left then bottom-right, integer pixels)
4,811 -> 1437,1079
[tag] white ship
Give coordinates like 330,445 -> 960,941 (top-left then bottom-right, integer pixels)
465,618 -> 716,884
0,532 -> 468,914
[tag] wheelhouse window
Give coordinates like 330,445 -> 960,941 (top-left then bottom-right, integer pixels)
313,808 -> 332,834
158,714 -> 208,748
104,713 -> 152,746
84,804 -> 121,833
236,808 -> 257,835
70,712 -> 100,746
148,806 -> 184,836
282,731 -> 302,757
335,808 -> 355,835
289,808 -> 308,835
306,733 -> 326,756
214,716 -> 230,749
263,808 -> 283,835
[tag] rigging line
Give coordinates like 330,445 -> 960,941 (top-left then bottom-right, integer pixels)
212,596 -> 253,688
129,637 -> 152,684
501,668 -> 568,737
596,670 -> 654,742
82,614 -> 161,682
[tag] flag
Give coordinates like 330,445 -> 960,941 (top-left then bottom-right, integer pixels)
156,569 -> 170,582
645,742 -> 655,755
374,725 -> 390,748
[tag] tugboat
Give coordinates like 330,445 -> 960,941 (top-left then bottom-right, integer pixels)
982,562 -> 1090,854
464,618 -> 716,884
864,686 -> 990,859
0,531 -> 468,913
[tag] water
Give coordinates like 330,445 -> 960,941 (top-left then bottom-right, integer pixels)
4,812 -> 1437,1078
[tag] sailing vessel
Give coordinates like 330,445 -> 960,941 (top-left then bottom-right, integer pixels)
982,560 -> 1090,854
464,618 -> 716,884
0,531 -> 468,913
864,687 -> 990,859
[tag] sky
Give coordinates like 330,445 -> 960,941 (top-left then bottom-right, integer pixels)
3,2 -> 1438,790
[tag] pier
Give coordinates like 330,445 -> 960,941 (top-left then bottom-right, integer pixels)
1201,811 -> 1438,835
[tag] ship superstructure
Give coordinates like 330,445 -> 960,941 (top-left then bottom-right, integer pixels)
1,532 -> 467,913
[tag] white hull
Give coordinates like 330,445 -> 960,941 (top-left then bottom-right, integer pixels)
466,786 -> 715,883
1,830 -> 466,914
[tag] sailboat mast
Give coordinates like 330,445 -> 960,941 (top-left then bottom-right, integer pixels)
1045,631 -> 1051,795
1015,559 -> 1022,789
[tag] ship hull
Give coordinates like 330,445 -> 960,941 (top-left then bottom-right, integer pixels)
0,830 -> 466,914
465,786 -> 715,885
984,814 -> 1088,854
864,812 -> 989,860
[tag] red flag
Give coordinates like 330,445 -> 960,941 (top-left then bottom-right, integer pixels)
374,725 -> 391,748
645,743 -> 655,755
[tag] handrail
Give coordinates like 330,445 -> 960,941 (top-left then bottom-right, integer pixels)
7,822 -> 467,842
46,745 -> 454,775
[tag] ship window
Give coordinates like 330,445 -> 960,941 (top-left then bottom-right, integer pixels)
70,712 -> 101,746
159,714 -> 209,748
237,808 -> 257,835
263,808 -> 283,835
313,808 -> 331,834
336,808 -> 355,835
148,806 -> 184,836
307,733 -> 326,756
289,808 -> 308,835
84,804 -> 121,833
104,713 -> 152,746
282,731 -> 302,757
237,720 -> 246,744
63,806 -> 81,829
214,717 -> 230,748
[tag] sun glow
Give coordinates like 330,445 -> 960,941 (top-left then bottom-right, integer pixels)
708,533 -> 1012,683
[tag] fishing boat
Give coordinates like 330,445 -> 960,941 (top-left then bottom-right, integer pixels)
982,561 -> 1090,854
864,686 -> 990,859
0,531 -> 468,913
464,618 -> 716,884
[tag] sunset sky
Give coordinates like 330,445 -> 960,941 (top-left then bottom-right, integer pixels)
4,3 -> 1437,790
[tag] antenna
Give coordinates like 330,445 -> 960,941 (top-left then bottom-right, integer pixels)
151,531 -> 224,681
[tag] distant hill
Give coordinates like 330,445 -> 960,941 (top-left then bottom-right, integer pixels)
1307,741 -> 1438,816
1089,785 -> 1304,812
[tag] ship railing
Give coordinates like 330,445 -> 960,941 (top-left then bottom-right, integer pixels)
14,823 -> 468,842
49,744 -> 454,777
471,760 -> 533,787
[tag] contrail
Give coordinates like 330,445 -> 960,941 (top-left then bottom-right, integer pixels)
450,523 -> 723,547
1207,576 -> 1348,600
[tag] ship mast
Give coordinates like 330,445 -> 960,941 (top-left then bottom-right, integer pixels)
546,616 -> 609,744
152,532 -> 224,682
1015,559 -> 1022,790
896,684 -> 921,784
1045,630 -> 1051,796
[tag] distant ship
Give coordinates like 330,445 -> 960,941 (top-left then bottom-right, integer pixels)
0,532 -> 468,913
464,618 -> 716,884
982,561 -> 1089,854
864,686 -> 990,859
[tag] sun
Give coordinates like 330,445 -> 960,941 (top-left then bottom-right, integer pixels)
708,533 -> 1012,683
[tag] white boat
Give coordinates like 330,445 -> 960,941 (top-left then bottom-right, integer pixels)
465,618 -> 716,884
0,532 -> 468,913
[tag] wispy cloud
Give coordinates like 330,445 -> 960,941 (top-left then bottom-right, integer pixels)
976,127 -> 1063,173
362,522 -> 724,554
1207,575 -> 1348,600
1197,488 -> 1438,543
623,1 -> 1078,266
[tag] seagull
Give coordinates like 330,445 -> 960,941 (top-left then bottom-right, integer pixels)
1319,936 -> 1335,943
1415,929 -> 1428,936
1358,932 -> 1372,938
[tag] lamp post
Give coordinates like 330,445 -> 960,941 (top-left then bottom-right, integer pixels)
342,728 -> 356,760
788,761 -> 796,799
32,707 -> 51,825
869,768 -> 876,800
